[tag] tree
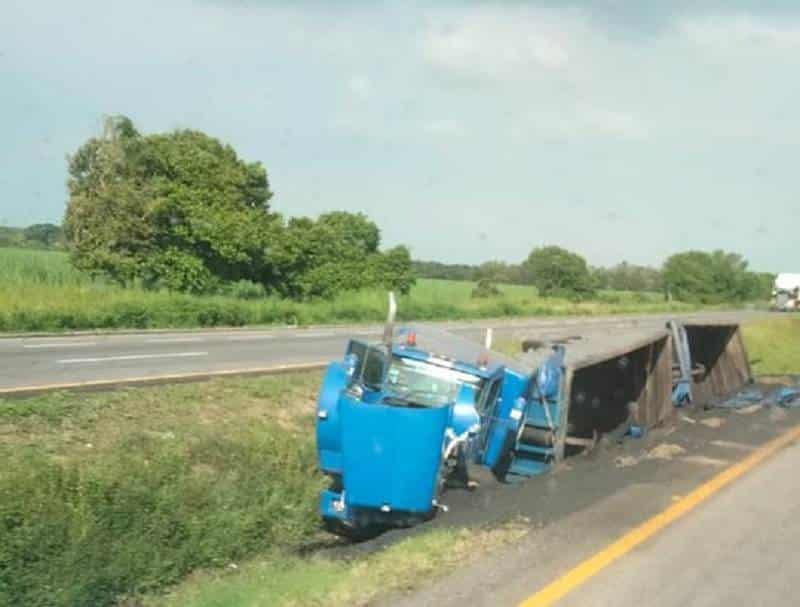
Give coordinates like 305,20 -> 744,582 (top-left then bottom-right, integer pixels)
369,245 -> 415,294
64,116 -> 277,292
592,262 -> 662,292
64,116 -> 413,299
270,212 -> 414,299
23,223 -> 63,248
522,246 -> 595,298
661,250 -> 769,303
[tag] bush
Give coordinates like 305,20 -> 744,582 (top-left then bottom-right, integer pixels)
0,429 -> 322,607
521,246 -> 595,298
222,280 -> 267,300
471,279 -> 501,299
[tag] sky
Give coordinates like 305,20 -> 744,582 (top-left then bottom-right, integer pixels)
1,1 -> 798,271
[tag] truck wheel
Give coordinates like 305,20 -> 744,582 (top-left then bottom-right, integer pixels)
491,429 -> 517,482
323,518 -> 385,541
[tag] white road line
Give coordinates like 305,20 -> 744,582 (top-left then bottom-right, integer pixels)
146,337 -> 205,344
23,342 -> 98,349
225,335 -> 276,341
294,331 -> 337,338
58,352 -> 209,364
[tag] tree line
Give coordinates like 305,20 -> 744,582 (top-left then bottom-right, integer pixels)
63,116 -> 414,299
416,247 -> 774,304
0,224 -> 66,249
7,115 -> 775,305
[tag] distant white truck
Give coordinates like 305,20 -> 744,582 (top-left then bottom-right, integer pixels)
773,273 -> 800,311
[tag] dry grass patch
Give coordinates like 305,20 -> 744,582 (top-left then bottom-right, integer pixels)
150,519 -> 530,607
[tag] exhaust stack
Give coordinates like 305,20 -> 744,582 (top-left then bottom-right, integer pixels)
383,292 -> 397,348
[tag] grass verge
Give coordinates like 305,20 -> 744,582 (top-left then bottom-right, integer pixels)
742,317 -> 800,375
0,373 -> 325,607
0,247 -> 703,332
148,521 -> 528,607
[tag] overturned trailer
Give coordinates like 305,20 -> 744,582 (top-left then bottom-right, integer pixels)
669,320 -> 753,407
503,327 -> 675,475
315,300 -> 754,537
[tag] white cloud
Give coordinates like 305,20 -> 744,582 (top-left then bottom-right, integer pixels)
422,119 -> 467,137
348,75 -> 373,99
514,105 -> 648,140
422,8 -> 579,82
577,106 -> 649,139
679,15 -> 800,51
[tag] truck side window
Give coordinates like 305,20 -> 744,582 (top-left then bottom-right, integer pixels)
478,379 -> 501,414
361,347 -> 387,389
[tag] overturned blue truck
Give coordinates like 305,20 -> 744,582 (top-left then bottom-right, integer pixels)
316,298 -> 752,537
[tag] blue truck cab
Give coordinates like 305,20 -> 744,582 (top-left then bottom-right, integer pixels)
315,329 -> 565,536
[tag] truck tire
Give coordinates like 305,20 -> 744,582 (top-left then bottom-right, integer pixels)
491,429 -> 518,482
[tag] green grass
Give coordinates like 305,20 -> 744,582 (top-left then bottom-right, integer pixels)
0,246 -> 92,287
0,370 -> 526,607
0,373 -> 326,607
0,247 -> 704,332
148,522 -> 527,607
742,318 -> 800,375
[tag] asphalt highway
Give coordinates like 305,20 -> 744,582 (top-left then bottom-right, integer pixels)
0,310 -> 768,392
387,394 -> 800,607
555,439 -> 800,607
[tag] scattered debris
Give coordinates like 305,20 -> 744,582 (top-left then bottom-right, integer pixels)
765,386 -> 800,408
717,383 -> 799,411
679,414 -> 697,424
734,404 -> 762,415
615,455 -> 639,468
646,443 -> 686,460
717,388 -> 763,409
700,417 -> 725,429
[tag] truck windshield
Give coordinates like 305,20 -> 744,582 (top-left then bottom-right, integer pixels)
384,356 -> 483,407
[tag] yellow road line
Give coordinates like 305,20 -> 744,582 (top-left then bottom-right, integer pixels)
519,423 -> 800,607
0,361 -> 328,396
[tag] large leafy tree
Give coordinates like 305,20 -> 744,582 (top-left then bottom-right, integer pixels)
522,245 -> 595,297
271,212 -> 414,299
64,116 -> 413,299
662,250 -> 770,303
593,262 -> 662,292
64,116 -> 277,292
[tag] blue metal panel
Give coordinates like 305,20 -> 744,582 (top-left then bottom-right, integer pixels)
316,362 -> 348,475
339,399 -> 449,514
523,399 -> 562,427
668,321 -> 693,406
480,368 -> 528,469
450,383 -> 480,437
